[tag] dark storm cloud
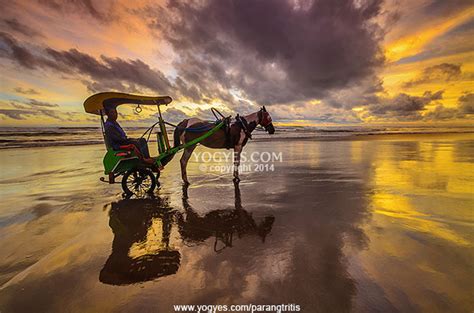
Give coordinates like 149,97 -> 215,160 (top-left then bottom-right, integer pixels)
153,108 -> 193,123
0,32 -> 176,96
14,87 -> 41,95
152,0 -> 386,106
423,94 -> 474,121
320,76 -> 384,109
46,48 -> 174,93
0,32 -> 45,69
403,63 -> 462,88
371,89 -> 473,121
0,32 -> 62,70
3,18 -> 44,38
0,30 -> 222,104
423,105 -> 463,120
368,90 -> 444,119
137,107 -> 213,125
82,80 -> 138,94
458,92 -> 474,114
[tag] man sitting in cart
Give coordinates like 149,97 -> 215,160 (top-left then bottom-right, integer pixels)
104,106 -> 153,164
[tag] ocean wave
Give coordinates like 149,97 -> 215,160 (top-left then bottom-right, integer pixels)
0,126 -> 473,149
0,140 -> 104,149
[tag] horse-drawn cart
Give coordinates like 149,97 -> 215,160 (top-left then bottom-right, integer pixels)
83,92 -> 225,197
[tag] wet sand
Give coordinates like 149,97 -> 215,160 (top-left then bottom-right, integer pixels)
0,133 -> 473,312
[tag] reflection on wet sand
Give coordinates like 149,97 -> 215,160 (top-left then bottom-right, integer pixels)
99,197 -> 180,285
178,182 -> 275,252
0,134 -> 472,313
100,182 -> 275,285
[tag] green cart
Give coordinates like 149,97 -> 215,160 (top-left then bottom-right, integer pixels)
84,92 -> 224,197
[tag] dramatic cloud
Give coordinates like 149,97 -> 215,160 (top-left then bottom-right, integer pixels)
269,102 -> 362,124
0,31 -> 260,108
423,105 -> 463,120
0,32 -> 53,69
46,48 -> 174,94
423,93 -> 474,121
394,6 -> 474,65
367,90 -> 444,120
0,107 -> 62,121
1,0 -> 473,125
14,87 -> 41,95
0,98 -> 76,121
37,0 -> 110,21
320,76 -> 383,109
0,32 -> 175,95
403,63 -> 462,88
152,0 -> 386,106
366,90 -> 474,121
2,18 -> 44,38
458,92 -> 474,114
24,99 -> 59,108
136,107 -> 216,125
0,109 -> 32,120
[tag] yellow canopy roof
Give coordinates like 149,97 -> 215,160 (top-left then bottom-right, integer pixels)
83,92 -> 172,115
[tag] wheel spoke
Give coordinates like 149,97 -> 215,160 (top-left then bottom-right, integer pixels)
122,169 -> 155,197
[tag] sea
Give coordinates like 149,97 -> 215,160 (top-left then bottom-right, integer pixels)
0,125 -> 473,149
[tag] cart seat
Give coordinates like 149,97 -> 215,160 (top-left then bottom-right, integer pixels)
113,145 -> 136,157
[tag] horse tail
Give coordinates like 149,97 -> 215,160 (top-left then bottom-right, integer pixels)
174,119 -> 188,147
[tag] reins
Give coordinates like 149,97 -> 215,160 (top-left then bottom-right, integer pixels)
140,107 -> 267,142
211,108 -> 226,120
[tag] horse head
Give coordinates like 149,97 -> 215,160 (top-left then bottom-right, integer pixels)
259,106 -> 275,134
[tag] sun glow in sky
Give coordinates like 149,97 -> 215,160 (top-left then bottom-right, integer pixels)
0,0 -> 473,127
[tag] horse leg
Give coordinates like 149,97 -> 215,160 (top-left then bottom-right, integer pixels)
233,144 -> 242,182
180,145 -> 196,185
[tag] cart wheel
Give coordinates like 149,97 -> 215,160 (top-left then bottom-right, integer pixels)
122,168 -> 156,197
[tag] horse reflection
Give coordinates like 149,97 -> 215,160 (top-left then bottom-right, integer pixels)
99,197 -> 179,285
100,182 -> 275,285
176,182 -> 275,252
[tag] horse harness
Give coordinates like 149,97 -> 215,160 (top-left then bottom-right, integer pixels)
181,109 -> 267,149
224,110 -> 266,149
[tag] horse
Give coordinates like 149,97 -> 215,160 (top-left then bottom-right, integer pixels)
176,182 -> 275,252
173,106 -> 275,184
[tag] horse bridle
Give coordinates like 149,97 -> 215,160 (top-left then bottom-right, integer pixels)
258,108 -> 272,127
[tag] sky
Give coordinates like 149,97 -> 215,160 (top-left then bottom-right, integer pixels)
0,0 -> 473,127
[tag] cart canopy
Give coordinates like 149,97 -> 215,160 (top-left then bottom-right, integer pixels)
84,92 -> 172,115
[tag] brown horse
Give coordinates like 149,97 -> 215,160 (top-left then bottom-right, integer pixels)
173,107 -> 275,184
176,182 -> 275,251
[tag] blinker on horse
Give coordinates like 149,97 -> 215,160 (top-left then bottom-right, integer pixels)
174,106 -> 275,184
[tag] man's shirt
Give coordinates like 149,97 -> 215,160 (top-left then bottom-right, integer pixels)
104,120 -> 128,150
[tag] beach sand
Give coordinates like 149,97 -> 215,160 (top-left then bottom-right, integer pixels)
0,133 -> 473,312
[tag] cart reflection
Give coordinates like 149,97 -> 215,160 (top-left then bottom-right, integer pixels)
99,197 -> 179,285
100,182 -> 275,285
